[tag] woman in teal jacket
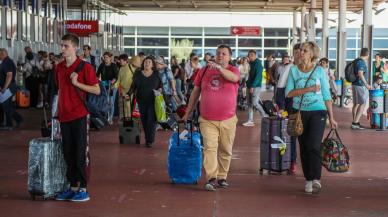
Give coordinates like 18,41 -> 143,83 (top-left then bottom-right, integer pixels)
285,41 -> 338,194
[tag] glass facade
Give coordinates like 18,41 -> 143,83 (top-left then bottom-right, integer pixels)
123,26 -> 388,66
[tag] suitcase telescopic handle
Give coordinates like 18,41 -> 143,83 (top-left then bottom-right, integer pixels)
177,120 -> 193,146
122,95 -> 135,121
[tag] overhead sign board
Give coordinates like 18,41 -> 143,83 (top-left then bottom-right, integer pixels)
230,26 -> 261,36
65,20 -> 99,36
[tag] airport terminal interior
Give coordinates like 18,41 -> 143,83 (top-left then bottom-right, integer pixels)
1,0 -> 388,217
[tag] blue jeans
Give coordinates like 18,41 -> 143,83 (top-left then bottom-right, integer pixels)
106,87 -> 117,121
2,97 -> 22,127
175,79 -> 184,101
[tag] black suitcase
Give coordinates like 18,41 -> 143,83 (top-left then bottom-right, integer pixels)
160,113 -> 178,131
260,117 -> 291,174
119,97 -> 141,144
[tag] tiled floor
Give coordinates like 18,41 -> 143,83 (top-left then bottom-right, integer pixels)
0,99 -> 388,217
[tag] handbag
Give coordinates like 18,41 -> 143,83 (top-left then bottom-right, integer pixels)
287,65 -> 318,137
322,129 -> 350,172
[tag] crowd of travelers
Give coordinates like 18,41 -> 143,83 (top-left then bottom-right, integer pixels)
0,32 -> 380,201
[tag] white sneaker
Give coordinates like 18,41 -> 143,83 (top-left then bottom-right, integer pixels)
305,181 -> 313,193
242,121 -> 255,127
312,180 -> 321,193
36,101 -> 43,108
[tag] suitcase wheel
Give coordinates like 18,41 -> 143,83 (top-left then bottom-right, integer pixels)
136,136 -> 140,144
193,181 -> 198,185
171,181 -> 176,185
30,194 -> 36,200
259,169 -> 269,175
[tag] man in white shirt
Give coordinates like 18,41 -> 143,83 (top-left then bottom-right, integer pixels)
275,54 -> 292,111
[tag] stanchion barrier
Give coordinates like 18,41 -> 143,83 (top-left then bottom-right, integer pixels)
370,89 -> 384,114
370,89 -> 387,131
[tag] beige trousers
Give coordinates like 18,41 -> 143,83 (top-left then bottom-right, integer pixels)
199,115 -> 238,181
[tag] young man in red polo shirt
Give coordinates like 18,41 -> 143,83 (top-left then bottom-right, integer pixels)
55,34 -> 100,202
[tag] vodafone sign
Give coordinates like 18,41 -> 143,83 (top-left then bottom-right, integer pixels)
65,20 -> 99,36
230,26 -> 261,36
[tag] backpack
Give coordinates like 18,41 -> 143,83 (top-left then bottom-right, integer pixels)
90,55 -> 96,69
322,129 -> 350,173
345,58 -> 361,82
74,61 -> 110,129
259,99 -> 277,116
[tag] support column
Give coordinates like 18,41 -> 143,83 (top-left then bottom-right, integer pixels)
300,7 -> 306,43
362,0 -> 373,84
81,0 -> 86,20
336,0 -> 347,79
62,0 -> 67,20
307,0 -> 316,42
292,10 -> 298,46
322,0 -> 329,58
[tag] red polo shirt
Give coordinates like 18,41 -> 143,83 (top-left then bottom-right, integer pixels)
55,58 -> 98,123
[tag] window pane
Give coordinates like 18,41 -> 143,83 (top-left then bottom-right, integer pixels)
137,37 -> 169,46
347,50 -> 357,59
238,38 -> 261,47
347,28 -> 359,37
264,28 -> 288,37
124,37 -> 135,46
137,48 -> 168,57
171,27 -> 202,36
315,39 -> 322,49
375,50 -> 388,58
171,38 -> 202,47
238,49 -> 262,59
347,39 -> 357,48
204,49 -> 217,56
373,39 -> 388,48
204,27 -> 230,36
191,48 -> 203,57
329,50 -> 337,59
137,27 -> 168,35
316,28 -> 322,38
264,49 -> 288,58
124,48 -> 135,57
329,28 -> 337,36
373,28 -> 388,37
264,39 -> 288,47
205,38 -> 235,47
123,26 -> 135,34
329,38 -> 337,49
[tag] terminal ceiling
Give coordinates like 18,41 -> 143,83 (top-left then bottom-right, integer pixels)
66,0 -> 386,12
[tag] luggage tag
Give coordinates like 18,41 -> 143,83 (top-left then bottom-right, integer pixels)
272,136 -> 287,156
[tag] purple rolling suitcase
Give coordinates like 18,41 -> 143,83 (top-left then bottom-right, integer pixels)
260,117 -> 291,174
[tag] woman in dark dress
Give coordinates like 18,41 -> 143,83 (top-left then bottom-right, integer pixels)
126,56 -> 162,148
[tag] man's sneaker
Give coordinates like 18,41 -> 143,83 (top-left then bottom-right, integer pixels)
351,122 -> 360,129
290,161 -> 297,175
70,189 -> 90,202
242,121 -> 255,127
205,178 -> 217,191
357,123 -> 366,130
305,181 -> 313,194
55,188 -> 76,201
312,180 -> 322,194
217,179 -> 229,188
36,101 -> 44,108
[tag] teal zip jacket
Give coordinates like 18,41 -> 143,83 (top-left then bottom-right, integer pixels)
246,58 -> 263,88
